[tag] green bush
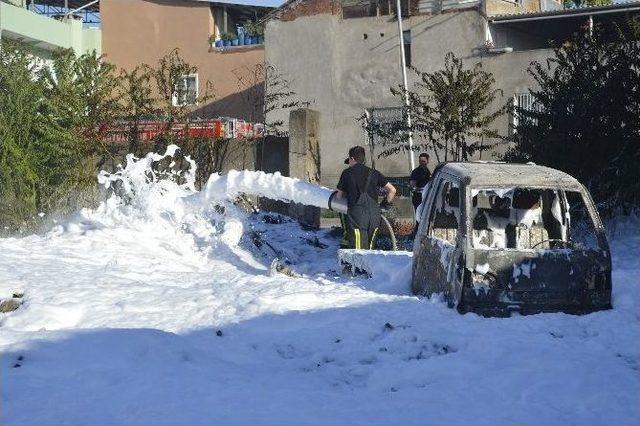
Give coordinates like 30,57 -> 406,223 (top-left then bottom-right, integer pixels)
0,43 -> 292,232
504,22 -> 640,217
0,41 -> 118,233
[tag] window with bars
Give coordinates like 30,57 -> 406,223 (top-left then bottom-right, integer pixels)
403,29 -> 411,67
342,0 -> 411,19
511,92 -> 541,131
366,106 -> 406,149
172,74 -> 198,107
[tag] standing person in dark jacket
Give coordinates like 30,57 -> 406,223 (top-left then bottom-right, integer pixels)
336,146 -> 396,249
409,153 -> 432,212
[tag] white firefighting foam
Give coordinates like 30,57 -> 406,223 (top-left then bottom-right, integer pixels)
0,146 -> 638,426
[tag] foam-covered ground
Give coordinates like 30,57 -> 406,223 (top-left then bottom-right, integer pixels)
1,149 -> 639,426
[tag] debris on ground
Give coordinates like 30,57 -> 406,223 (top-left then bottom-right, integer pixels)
0,298 -> 22,313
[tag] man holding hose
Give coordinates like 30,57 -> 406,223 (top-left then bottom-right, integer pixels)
336,146 -> 397,250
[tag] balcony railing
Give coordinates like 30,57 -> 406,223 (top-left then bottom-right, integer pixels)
0,0 -> 101,54
2,0 -> 101,27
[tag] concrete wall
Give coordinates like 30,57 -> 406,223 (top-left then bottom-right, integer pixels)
485,0 -> 539,15
100,0 -> 265,121
265,3 -> 556,187
484,0 -> 563,15
288,108 -> 322,227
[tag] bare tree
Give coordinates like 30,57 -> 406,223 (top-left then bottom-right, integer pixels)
153,48 -> 216,123
233,62 -> 311,136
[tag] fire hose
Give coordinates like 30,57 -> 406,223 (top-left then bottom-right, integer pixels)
239,190 -> 397,252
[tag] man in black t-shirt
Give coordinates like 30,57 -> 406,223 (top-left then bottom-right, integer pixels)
409,153 -> 432,211
336,146 -> 397,249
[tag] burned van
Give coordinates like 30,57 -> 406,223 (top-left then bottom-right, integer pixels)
412,162 -> 611,315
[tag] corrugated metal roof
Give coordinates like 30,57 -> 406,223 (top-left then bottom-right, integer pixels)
489,0 -> 640,22
191,0 -> 284,7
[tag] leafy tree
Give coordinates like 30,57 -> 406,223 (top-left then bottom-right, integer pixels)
375,52 -> 507,162
504,22 -> 640,216
0,41 -> 120,231
40,48 -> 121,170
0,41 -> 47,228
563,0 -> 612,9
42,49 -> 121,130
118,64 -> 157,155
234,62 -> 311,136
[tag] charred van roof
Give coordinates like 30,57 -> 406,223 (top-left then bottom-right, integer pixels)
437,162 -> 584,190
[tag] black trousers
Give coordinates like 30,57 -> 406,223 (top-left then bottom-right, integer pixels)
412,191 -> 424,236
343,214 -> 379,250
412,191 -> 423,211
339,213 -> 350,248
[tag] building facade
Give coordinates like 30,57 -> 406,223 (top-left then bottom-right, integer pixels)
264,0 -> 640,187
100,0 -> 277,122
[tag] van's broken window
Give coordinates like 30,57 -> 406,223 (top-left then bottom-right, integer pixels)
471,188 -> 598,250
565,191 -> 599,249
428,180 -> 460,245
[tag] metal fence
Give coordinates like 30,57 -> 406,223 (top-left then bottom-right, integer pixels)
387,176 -> 413,197
418,0 -> 479,13
368,106 -> 404,148
512,92 -> 542,130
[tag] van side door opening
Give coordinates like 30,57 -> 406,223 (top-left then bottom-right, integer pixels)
412,175 -> 462,297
